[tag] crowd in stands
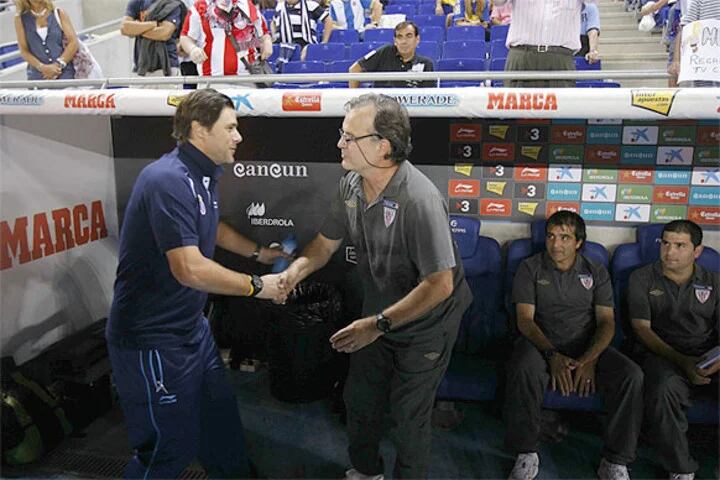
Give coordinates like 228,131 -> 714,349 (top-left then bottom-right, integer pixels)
6,0 -> 719,87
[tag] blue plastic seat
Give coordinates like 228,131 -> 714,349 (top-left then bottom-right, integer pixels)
437,216 -> 506,401
417,3 -> 438,15
575,56 -> 602,71
419,26 -> 444,43
385,4 -> 416,15
348,42 -> 386,61
305,43 -> 347,62
442,40 -> 486,59
489,24 -> 509,43
415,41 -> 441,61
329,29 -> 361,44
489,56 -> 506,71
446,25 -> 486,41
363,28 -> 395,43
414,14 -> 447,29
490,41 -> 509,59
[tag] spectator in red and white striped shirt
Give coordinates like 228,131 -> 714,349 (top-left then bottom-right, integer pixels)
179,0 -> 271,78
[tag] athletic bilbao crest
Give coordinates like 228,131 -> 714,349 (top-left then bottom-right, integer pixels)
579,274 -> 594,290
694,285 -> 712,304
383,199 -> 398,228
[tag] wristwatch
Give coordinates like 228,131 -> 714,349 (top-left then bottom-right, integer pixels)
543,349 -> 557,360
248,274 -> 263,297
56,58 -> 67,68
375,313 -> 392,333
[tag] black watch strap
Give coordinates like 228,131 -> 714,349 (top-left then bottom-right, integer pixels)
249,274 -> 263,297
543,349 -> 557,360
375,313 -> 392,333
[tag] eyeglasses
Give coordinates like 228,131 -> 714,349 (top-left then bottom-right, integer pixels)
338,129 -> 383,144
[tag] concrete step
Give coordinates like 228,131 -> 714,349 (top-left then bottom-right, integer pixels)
596,16 -> 639,27
602,59 -> 668,70
600,11 -> 640,20
619,78 -> 669,88
602,42 -> 664,55
601,36 -> 663,44
601,23 -> 642,32
602,51 -> 668,61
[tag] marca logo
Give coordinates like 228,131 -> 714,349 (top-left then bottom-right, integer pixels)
622,126 -> 659,145
582,184 -> 617,202
282,92 -> 321,111
516,201 -> 541,216
652,205 -> 687,222
487,92 -> 558,110
482,143 -> 515,161
695,147 -> 720,165
64,93 -> 116,109
619,169 -> 654,184
488,125 -> 512,140
620,146 -> 657,165
583,168 -> 618,183
480,199 -> 511,216
518,126 -> 548,143
692,168 -> 720,186
586,126 -> 621,144
548,165 -> 581,182
580,202 -> 615,221
485,181 -> 508,196
246,202 -> 295,227
660,126 -> 695,145
657,147 -> 693,165
546,201 -> 580,216
518,145 -> 546,162
618,185 -> 653,203
696,126 -> 720,146
653,186 -> 689,204
448,179 -> 480,197
1,201 -> 108,271
551,125 -> 585,144
585,146 -> 620,164
449,198 -> 479,215
690,186 -> 720,206
514,166 -> 547,181
233,162 -> 308,179
389,93 -> 460,107
0,93 -> 44,106
689,206 -> 720,225
450,124 -> 482,141
454,164 -> 474,177
549,145 -> 583,163
615,204 -> 651,222
630,90 -> 677,116
547,183 -> 581,201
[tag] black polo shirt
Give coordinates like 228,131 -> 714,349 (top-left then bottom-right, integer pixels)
628,261 -> 719,357
512,252 -> 614,356
358,45 -> 435,88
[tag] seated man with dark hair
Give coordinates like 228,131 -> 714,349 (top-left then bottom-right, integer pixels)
628,220 -> 719,480
348,21 -> 435,88
506,210 -> 642,480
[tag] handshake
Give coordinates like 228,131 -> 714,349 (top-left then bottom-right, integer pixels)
253,269 -> 299,304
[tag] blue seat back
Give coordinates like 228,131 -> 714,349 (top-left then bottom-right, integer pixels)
490,41 -> 509,59
329,29 -> 360,44
437,58 -> 485,71
348,41 -> 386,60
415,41 -> 441,61
363,28 -> 395,43
489,56 -> 506,71
574,57 -> 602,71
305,43 -> 347,62
283,60 -> 326,74
489,24 -> 509,43
414,14 -> 446,29
419,26 -> 444,42
326,59 -> 354,73
446,26 -> 486,42
385,4 -> 416,15
442,40 -> 486,59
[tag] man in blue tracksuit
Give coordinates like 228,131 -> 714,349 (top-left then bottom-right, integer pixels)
106,89 -> 284,479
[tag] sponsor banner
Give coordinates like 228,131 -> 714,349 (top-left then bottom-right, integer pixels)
483,164 -> 513,179
654,169 -> 692,185
694,146 -> 720,166
653,186 -> 690,204
549,144 -> 584,163
581,202 -> 616,221
585,145 -> 621,165
451,143 -> 482,160
480,199 -> 512,216
517,125 -> 549,143
618,185 -> 653,203
696,126 -> 720,146
630,91 -> 677,117
652,205 -> 688,222
517,144 -> 548,163
692,167 -> 720,186
486,124 -> 515,141
482,143 -> 515,162
547,201 -> 580,216
582,184 -> 617,202
689,206 -> 720,225
233,162 -> 309,179
514,165 -> 547,181
588,119 -> 623,125
246,202 -> 295,227
449,198 -> 479,215
620,146 -> 657,165
622,126 -> 659,145
619,168 -> 654,184
615,203 -> 651,222
551,125 -> 586,144
515,201 -> 545,217
448,179 -> 480,197
450,123 -> 482,142
586,126 -> 622,144
64,93 -> 117,111
547,183 -> 582,201
513,183 -> 546,199
386,92 -> 461,109
485,91 -> 558,112
484,181 -> 511,197
548,164 -> 583,182
584,167 -> 618,183
0,92 -> 44,106
690,186 -> 720,206
657,146 -> 694,166
453,164 -> 475,177
659,126 -> 696,145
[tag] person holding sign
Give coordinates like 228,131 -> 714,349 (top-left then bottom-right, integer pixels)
673,0 -> 720,86
628,220 -> 719,480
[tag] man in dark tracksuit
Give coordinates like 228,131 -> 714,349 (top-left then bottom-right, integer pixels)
628,220 -> 719,480
106,89 -> 284,478
279,93 -> 472,479
506,211 -> 643,480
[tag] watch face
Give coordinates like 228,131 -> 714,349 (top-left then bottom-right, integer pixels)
376,315 -> 391,333
251,274 -> 263,295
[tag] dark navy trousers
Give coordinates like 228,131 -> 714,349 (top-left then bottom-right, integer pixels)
108,318 -> 251,479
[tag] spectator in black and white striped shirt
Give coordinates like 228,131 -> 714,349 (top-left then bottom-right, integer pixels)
272,0 -> 333,65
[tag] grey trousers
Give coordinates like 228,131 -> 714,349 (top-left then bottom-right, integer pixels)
344,330 -> 456,479
643,353 -> 718,474
504,337 -> 644,465
505,48 -> 576,88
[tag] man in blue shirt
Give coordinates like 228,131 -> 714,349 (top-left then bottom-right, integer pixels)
106,89 -> 284,478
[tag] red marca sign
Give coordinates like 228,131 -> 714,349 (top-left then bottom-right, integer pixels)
450,124 -> 482,142
448,179 -> 480,197
486,92 -> 558,110
282,93 -> 321,111
64,93 -> 116,109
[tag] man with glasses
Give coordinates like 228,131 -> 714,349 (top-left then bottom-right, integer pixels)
506,211 -> 642,480
348,21 -> 435,88
276,94 -> 471,479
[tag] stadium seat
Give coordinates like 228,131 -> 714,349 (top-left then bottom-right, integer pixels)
326,59 -> 354,73
329,29 -> 361,44
363,28 -> 395,43
446,25 -> 486,41
442,40 -> 486,59
305,43 -> 347,62
489,57 -> 506,71
348,42 -> 386,61
490,41 -> 509,59
575,57 -> 602,71
385,4 -> 416,15
416,41 -> 441,61
282,60 -> 325,74
414,14 -> 447,29
489,24 -> 509,43
419,26 -> 444,43
437,58 -> 485,86
575,80 -> 621,88
436,216 -> 506,401
417,3 -> 438,15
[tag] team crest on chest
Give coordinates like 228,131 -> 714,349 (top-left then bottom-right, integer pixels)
579,274 -> 594,290
694,284 -> 712,304
383,199 -> 398,228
